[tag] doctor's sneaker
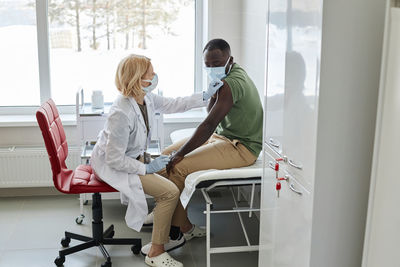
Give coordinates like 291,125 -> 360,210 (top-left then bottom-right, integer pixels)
141,234 -> 186,256
145,252 -> 183,267
143,211 -> 154,227
183,224 -> 206,241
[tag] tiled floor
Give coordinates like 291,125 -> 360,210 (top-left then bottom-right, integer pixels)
0,188 -> 259,267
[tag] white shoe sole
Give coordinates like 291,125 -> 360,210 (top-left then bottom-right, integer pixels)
145,252 -> 183,267
141,239 -> 186,256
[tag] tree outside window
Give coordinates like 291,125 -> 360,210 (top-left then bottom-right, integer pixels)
48,0 -> 195,104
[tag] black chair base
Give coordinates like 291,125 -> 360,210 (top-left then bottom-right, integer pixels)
54,193 -> 142,267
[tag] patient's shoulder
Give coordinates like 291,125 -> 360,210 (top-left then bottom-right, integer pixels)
226,64 -> 247,80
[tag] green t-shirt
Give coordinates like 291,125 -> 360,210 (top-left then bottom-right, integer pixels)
216,63 -> 263,157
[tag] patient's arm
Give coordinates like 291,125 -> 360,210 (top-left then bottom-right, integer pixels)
178,82 -> 233,155
207,94 -> 217,113
166,82 -> 233,174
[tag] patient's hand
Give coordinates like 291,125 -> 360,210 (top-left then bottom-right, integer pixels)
166,153 -> 184,176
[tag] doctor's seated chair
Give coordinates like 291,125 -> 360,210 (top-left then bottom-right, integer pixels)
36,99 -> 142,267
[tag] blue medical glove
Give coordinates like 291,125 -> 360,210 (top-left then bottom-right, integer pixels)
203,79 -> 224,101
145,155 -> 170,174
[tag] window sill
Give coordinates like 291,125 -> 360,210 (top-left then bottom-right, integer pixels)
0,109 -> 207,127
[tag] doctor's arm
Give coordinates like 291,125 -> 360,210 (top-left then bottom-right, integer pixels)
151,92 -> 207,114
104,110 -> 146,175
166,82 -> 233,174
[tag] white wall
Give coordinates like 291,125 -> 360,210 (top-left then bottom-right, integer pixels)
310,0 -> 385,265
362,7 -> 400,267
208,0 -> 243,65
207,0 -> 268,98
240,0 -> 268,99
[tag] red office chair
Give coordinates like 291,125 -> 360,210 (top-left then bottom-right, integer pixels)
36,99 -> 141,267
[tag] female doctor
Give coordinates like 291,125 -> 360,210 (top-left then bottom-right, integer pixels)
91,54 -> 212,267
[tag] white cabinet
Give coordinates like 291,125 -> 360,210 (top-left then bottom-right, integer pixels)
259,0 -> 387,266
264,0 -> 320,187
260,150 -> 312,267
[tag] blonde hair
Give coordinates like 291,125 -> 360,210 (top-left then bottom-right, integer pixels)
115,54 -> 151,97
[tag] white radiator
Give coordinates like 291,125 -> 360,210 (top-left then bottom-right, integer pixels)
0,146 -> 81,188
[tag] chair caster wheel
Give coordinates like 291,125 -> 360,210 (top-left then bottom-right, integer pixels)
61,237 -> 71,247
104,230 -> 115,238
131,244 -> 141,255
75,214 -> 84,224
101,262 -> 111,267
54,256 -> 65,266
109,231 -> 115,238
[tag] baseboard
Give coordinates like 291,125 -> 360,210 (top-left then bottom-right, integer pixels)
0,187 -> 74,197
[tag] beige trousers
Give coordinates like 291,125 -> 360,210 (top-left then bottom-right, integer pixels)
139,173 -> 180,244
158,133 -> 257,227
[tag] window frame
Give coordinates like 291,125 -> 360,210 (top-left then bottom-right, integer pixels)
0,0 -> 205,115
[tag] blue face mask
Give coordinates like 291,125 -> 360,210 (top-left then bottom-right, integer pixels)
204,56 -> 232,81
142,73 -> 158,93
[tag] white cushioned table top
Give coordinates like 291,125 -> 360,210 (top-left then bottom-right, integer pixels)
180,157 -> 263,208
170,128 -> 196,143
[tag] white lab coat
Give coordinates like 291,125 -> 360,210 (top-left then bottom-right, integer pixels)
91,92 -> 206,231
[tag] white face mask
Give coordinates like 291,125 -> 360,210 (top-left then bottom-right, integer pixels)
204,56 -> 232,81
142,73 -> 158,93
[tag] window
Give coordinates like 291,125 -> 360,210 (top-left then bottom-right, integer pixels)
1,0 -> 201,109
0,0 -> 40,106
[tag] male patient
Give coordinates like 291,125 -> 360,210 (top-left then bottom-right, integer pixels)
141,38 -> 263,255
